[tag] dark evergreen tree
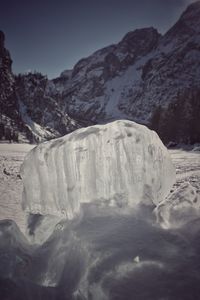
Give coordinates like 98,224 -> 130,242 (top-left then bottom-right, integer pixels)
150,89 -> 200,144
0,123 -> 5,140
150,105 -> 163,133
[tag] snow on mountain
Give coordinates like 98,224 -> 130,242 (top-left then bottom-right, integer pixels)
21,120 -> 175,222
61,27 -> 161,123
16,72 -> 82,142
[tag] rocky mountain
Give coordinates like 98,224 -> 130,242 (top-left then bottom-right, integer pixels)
57,1 -> 200,143
0,32 -> 81,143
0,31 -> 14,112
0,1 -> 200,143
0,30 -> 25,142
15,73 -> 82,142
57,27 -> 161,123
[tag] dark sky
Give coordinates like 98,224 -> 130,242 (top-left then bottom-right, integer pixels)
0,0 -> 194,78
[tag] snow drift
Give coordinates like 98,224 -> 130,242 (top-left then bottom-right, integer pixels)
21,120 -> 175,219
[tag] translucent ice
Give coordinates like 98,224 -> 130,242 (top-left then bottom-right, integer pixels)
21,120 -> 175,219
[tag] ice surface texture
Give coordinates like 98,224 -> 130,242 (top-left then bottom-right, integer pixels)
21,120 -> 175,219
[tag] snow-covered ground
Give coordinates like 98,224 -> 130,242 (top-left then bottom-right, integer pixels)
0,143 -> 199,233
170,148 -> 200,189
0,144 -> 35,233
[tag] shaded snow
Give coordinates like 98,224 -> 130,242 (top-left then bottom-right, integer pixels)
19,100 -> 57,141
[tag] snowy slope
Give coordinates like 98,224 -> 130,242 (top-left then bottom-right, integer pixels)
61,27 -> 161,123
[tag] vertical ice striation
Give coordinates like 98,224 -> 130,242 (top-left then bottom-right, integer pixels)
21,120 -> 176,219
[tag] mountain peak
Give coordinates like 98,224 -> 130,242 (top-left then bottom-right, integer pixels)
176,1 -> 200,33
163,1 -> 200,42
121,27 -> 160,43
117,27 -> 161,61
182,1 -> 200,15
180,1 -> 200,26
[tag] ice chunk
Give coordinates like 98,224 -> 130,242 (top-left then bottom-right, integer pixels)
133,256 -> 140,263
21,120 -> 175,219
26,214 -> 63,244
155,182 -> 200,228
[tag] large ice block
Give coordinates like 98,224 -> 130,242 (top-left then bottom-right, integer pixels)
21,120 -> 175,219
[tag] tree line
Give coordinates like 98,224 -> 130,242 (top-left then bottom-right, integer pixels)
0,123 -> 19,142
150,88 -> 200,144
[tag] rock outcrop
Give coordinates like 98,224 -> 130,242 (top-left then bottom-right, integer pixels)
0,31 -> 81,143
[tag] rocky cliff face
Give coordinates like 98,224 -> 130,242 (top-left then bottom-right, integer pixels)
0,31 -> 14,104
0,30 -> 25,141
0,32 -> 81,143
16,73 -> 81,142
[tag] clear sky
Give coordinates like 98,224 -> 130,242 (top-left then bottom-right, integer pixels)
0,0 -> 195,79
